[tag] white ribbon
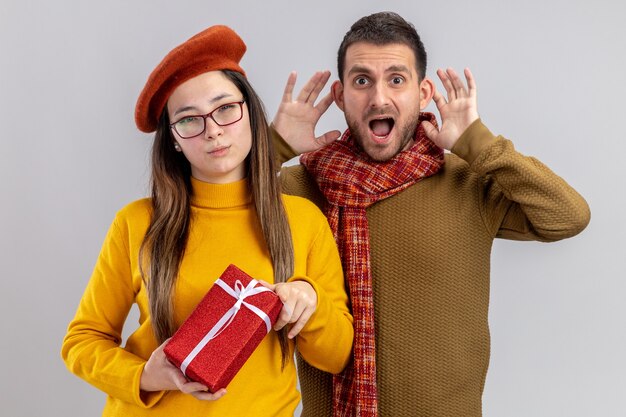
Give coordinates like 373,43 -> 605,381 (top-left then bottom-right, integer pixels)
179,278 -> 274,376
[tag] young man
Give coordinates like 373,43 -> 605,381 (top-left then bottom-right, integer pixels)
272,11 -> 590,417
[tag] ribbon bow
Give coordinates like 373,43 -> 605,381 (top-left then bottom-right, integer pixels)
180,278 -> 274,376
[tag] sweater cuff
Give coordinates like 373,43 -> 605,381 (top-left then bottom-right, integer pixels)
450,119 -> 498,166
270,123 -> 299,166
134,362 -> 167,408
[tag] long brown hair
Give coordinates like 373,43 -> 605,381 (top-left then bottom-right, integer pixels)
139,70 -> 294,366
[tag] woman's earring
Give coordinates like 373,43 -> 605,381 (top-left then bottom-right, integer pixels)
174,143 -> 182,152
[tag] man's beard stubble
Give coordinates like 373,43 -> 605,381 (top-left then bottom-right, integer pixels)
346,111 -> 422,162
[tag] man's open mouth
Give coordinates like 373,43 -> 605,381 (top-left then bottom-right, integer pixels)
369,118 -> 395,138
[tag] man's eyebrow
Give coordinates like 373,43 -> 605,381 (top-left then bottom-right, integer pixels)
172,93 -> 234,117
346,64 -> 413,77
346,65 -> 372,76
387,64 -> 411,74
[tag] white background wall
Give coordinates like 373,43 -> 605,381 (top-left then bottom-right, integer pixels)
1,0 -> 624,416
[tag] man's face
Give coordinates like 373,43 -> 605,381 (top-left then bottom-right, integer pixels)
333,42 -> 432,161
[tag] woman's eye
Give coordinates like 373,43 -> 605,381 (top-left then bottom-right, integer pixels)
178,117 -> 197,125
217,104 -> 235,112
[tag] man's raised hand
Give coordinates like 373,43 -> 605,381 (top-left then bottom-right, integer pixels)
272,71 -> 341,154
422,68 -> 479,150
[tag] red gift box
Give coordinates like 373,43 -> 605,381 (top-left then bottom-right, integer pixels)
164,264 -> 283,392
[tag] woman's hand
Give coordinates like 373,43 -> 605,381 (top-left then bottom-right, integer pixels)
260,280 -> 318,339
140,339 -> 227,401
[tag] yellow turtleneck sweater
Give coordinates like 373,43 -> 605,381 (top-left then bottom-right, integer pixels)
61,177 -> 353,417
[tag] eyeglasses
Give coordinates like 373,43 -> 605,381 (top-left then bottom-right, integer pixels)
169,100 -> 245,139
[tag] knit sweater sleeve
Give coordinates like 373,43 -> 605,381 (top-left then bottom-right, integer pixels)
61,211 -> 164,408
288,204 -> 354,374
270,124 -> 299,168
451,119 -> 591,241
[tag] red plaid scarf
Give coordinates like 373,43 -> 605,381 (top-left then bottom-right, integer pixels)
300,112 -> 445,417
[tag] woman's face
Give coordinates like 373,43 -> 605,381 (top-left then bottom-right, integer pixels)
167,71 -> 252,184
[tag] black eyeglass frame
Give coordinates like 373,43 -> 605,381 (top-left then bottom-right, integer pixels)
169,100 -> 246,139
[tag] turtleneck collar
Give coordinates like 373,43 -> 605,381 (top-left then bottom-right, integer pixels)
190,176 -> 251,209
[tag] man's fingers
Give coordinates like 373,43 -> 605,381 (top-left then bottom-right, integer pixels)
431,88 -> 447,110
437,68 -> 456,101
421,120 -> 438,142
314,91 -> 335,114
464,67 -> 477,97
295,71 -> 320,102
316,130 -> 342,147
296,71 -> 329,103
281,71 -> 297,103
446,67 -> 468,98
443,68 -> 461,97
308,70 -> 332,103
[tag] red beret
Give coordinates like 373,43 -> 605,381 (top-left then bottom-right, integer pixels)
135,25 -> 247,133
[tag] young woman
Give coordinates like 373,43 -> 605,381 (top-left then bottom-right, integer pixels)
61,25 -> 353,417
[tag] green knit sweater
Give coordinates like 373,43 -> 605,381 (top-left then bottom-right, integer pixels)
275,119 -> 590,417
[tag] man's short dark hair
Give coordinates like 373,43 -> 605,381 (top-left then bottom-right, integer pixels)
337,11 -> 427,81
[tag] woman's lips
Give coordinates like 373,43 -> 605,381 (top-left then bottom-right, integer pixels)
208,145 -> 230,156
